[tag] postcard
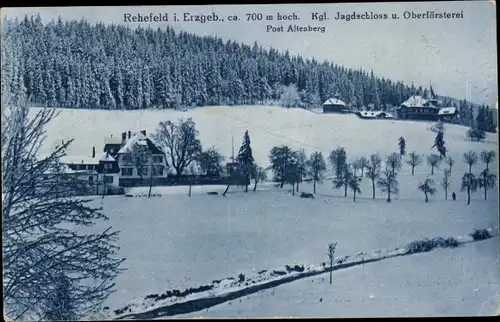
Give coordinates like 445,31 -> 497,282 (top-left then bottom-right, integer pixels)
1,1 -> 498,320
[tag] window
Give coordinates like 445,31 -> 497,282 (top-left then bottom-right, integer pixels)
121,168 -> 133,176
104,175 -> 114,183
153,155 -> 163,163
138,167 -> 148,177
122,155 -> 132,164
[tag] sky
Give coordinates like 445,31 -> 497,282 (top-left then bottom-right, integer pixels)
1,1 -> 498,107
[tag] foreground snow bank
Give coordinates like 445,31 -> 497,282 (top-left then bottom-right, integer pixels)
180,235 -> 500,318
105,227 -> 498,320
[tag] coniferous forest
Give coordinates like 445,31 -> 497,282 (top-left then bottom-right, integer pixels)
1,15 -> 496,132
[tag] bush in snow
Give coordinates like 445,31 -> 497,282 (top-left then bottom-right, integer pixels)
285,264 -> 305,273
405,236 -> 459,254
469,229 -> 491,241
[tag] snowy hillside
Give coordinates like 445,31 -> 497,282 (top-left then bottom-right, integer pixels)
33,105 -> 497,174
30,105 -> 499,317
178,237 -> 500,318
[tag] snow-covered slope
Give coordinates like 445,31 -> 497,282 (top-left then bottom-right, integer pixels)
32,105 -> 497,175
29,105 -> 499,317
178,236 -> 500,318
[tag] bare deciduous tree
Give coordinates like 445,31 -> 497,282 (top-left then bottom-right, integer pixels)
327,242 -> 337,285
479,168 -> 496,201
441,169 -> 452,200
365,153 -> 382,199
461,172 -> 479,205
418,178 -> 437,203
306,151 -> 326,194
130,140 -> 157,198
405,151 -> 422,175
2,97 -> 125,320
251,164 -> 267,192
426,153 -> 441,175
153,118 -> 202,176
386,152 -> 402,175
377,169 -> 399,202
444,156 -> 454,173
480,150 -> 496,171
463,150 -> 478,174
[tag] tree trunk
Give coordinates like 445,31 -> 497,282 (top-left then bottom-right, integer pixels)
329,262 -> 333,284
411,166 -> 415,175
223,184 -> 230,196
148,176 -> 153,198
253,180 -> 258,192
313,180 -> 316,194
372,179 -> 375,199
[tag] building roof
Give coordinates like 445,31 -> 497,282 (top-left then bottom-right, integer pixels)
358,110 -> 394,118
323,98 -> 346,107
60,155 -> 100,165
438,107 -> 457,115
99,152 -> 116,162
401,95 -> 426,107
401,95 -> 439,108
117,132 -> 163,155
42,163 -> 97,175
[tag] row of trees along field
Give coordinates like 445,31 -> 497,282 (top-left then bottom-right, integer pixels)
144,117 -> 496,204
1,15 -> 496,132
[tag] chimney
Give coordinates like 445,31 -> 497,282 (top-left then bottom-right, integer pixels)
92,146 -> 95,158
128,130 -> 131,139
141,130 -> 146,136
121,132 -> 126,144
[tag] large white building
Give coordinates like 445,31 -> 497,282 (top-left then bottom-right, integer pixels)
60,130 -> 168,195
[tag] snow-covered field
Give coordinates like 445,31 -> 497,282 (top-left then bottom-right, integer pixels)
34,105 -> 498,172
30,105 -> 499,317
179,236 -> 500,318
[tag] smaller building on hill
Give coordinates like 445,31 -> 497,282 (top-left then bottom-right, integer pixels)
322,94 -> 350,113
356,110 -> 394,120
437,107 -> 459,122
